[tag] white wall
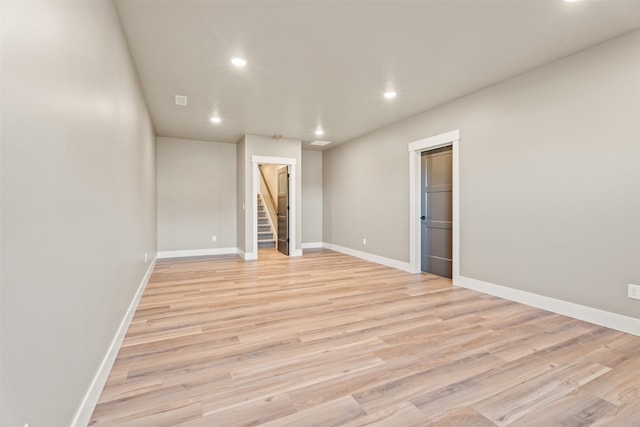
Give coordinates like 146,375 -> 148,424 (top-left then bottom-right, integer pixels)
1,2 -> 156,425
323,30 -> 640,319
302,150 -> 323,244
157,137 -> 236,252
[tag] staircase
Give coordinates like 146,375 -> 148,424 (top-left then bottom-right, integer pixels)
257,194 -> 276,248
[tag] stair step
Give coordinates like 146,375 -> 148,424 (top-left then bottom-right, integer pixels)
257,194 -> 275,245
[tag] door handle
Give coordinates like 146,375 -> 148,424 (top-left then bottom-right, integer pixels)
420,216 -> 426,220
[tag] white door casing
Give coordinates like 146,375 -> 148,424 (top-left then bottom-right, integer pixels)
408,130 -> 460,281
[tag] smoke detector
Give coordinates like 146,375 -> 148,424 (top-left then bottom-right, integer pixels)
175,95 -> 188,106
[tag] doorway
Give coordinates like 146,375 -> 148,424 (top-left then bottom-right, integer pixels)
408,130 -> 460,280
251,155 -> 300,260
421,147 -> 453,277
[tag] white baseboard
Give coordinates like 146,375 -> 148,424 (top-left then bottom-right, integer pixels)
457,275 -> 640,337
302,242 -> 323,249
71,257 -> 157,427
157,247 -> 238,259
241,250 -> 258,261
323,242 -> 412,273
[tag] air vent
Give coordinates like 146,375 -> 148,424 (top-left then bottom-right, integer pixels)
175,95 -> 188,106
310,140 -> 331,146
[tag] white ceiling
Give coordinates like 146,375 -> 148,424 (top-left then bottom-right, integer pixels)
115,0 -> 640,150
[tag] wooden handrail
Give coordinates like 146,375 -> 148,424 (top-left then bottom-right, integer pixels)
258,164 -> 277,211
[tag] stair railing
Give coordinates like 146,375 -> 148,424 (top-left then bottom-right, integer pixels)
258,164 -> 277,210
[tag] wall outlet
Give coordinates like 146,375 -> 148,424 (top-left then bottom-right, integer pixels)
362,237 -> 367,245
144,253 -> 148,263
211,235 -> 217,242
628,284 -> 640,300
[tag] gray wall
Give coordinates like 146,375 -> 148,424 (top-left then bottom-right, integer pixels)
157,137 -> 236,251
236,135 -> 246,253
323,30 -> 640,318
1,2 -> 157,426
302,150 -> 323,244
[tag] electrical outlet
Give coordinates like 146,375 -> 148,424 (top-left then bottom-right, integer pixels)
211,235 -> 217,242
628,284 -> 640,300
362,237 -> 367,245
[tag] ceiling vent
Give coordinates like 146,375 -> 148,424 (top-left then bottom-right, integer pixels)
175,95 -> 188,106
310,140 -> 332,147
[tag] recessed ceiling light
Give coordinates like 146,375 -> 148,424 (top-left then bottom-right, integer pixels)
565,0 -> 579,2
231,57 -> 247,67
210,116 -> 221,124
314,129 -> 324,136
175,95 -> 188,106
384,91 -> 397,99
310,140 -> 332,147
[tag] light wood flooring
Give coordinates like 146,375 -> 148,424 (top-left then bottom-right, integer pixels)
90,249 -> 640,426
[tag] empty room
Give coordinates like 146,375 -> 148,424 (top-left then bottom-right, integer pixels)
2,0 -> 640,426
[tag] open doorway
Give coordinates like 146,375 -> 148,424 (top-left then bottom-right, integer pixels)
256,163 -> 290,256
251,155 -> 300,260
408,130 -> 460,281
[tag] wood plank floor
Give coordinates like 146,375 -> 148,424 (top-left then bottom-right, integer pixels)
90,249 -> 640,426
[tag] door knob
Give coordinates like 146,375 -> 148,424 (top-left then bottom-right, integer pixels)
420,216 -> 426,220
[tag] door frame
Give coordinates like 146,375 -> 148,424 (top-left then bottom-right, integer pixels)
408,130 -> 460,280
251,156 -> 300,258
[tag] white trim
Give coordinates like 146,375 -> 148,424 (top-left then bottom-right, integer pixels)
71,257 -> 157,427
243,252 -> 258,261
323,243 -> 412,273
301,242 -> 324,249
408,130 -> 460,281
238,248 -> 257,261
408,130 -> 460,152
252,155 -> 297,166
457,276 -> 640,337
157,247 -> 238,259
251,156 -> 300,259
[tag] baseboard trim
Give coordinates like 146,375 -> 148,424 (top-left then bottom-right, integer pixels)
323,242 -> 412,273
241,250 -> 258,261
302,242 -> 323,249
457,275 -> 640,337
157,247 -> 238,259
71,257 -> 157,427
